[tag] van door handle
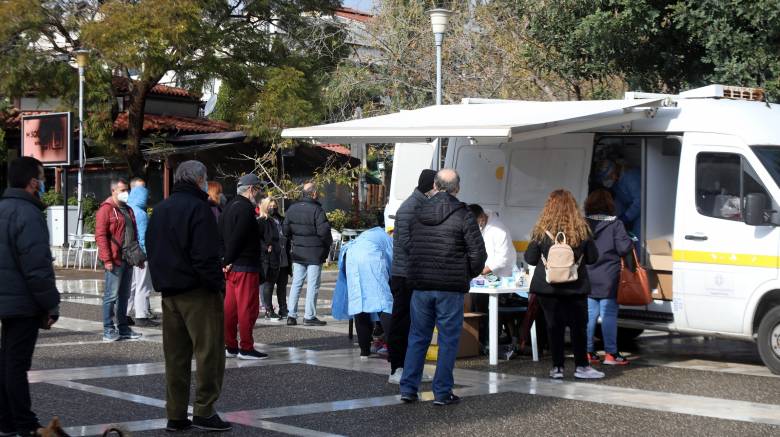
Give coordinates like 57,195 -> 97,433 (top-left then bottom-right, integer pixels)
684,234 -> 708,241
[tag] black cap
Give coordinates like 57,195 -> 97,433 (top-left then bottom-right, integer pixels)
417,169 -> 436,193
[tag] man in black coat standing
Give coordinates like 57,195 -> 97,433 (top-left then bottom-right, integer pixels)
0,157 -> 60,437
400,169 -> 487,406
386,169 -> 436,384
146,160 -> 230,433
220,174 -> 267,360
283,182 -> 332,326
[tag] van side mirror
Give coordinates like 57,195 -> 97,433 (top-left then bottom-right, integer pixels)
744,193 -> 769,226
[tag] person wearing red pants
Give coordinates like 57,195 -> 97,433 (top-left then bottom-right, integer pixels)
219,174 -> 268,360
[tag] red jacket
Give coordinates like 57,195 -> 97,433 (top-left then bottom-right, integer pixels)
95,197 -> 137,267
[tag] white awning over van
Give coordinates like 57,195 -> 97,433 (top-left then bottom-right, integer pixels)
281,98 -> 663,144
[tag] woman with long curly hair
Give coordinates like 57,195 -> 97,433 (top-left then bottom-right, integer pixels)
524,189 -> 602,380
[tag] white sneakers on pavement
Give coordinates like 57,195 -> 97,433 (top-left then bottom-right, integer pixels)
575,366 -> 605,379
387,368 -> 435,385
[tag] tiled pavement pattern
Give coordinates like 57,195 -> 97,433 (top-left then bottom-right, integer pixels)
13,273 -> 780,436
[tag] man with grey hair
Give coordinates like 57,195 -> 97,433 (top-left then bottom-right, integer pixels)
147,160 -> 231,432
219,173 -> 267,360
400,168 -> 486,406
283,182 -> 332,326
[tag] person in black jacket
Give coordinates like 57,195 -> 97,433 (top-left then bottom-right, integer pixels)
584,189 -> 633,366
258,197 -> 289,320
0,157 -> 59,437
146,160 -> 231,433
524,189 -> 602,380
283,182 -> 332,326
400,169 -> 487,406
220,173 -> 268,360
386,169 -> 436,383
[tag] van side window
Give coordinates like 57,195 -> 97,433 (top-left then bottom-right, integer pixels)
695,153 -> 771,222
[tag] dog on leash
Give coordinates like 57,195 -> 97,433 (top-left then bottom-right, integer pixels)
35,417 -> 127,437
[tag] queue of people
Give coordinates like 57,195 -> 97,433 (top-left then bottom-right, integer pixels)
0,153 -> 647,435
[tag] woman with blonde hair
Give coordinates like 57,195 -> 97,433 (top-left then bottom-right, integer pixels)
257,196 -> 289,319
524,189 -> 602,380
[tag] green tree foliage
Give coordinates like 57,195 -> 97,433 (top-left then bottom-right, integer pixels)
249,67 -> 317,145
671,0 -> 780,96
0,0 -> 344,176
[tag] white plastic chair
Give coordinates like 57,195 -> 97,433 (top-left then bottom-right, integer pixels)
65,234 -> 83,269
79,234 -> 99,271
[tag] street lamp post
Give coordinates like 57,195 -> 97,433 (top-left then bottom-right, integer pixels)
75,49 -> 89,235
428,8 -> 451,169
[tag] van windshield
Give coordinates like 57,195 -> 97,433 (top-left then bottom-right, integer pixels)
752,146 -> 780,188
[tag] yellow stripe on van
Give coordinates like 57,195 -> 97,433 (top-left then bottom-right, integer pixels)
672,250 -> 778,268
513,240 -> 529,251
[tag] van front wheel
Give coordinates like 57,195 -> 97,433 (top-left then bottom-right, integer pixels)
757,306 -> 780,375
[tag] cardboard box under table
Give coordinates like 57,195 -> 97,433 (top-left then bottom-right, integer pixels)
646,239 -> 673,300
426,295 -> 482,360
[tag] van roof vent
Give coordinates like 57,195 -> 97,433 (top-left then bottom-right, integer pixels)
678,84 -> 765,101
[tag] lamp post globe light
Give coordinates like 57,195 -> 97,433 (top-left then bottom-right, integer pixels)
428,8 -> 451,106
428,8 -> 451,169
74,49 -> 89,235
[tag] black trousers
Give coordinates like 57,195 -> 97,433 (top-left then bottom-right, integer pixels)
387,276 -> 412,371
0,316 -> 41,433
537,294 -> 589,368
263,266 -> 289,315
354,312 -> 392,356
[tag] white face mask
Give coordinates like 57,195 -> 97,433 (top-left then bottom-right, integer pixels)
602,178 -> 615,189
117,191 -> 129,204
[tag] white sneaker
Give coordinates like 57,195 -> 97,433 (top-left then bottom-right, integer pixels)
575,366 -> 605,379
549,366 -> 564,379
388,368 -> 403,384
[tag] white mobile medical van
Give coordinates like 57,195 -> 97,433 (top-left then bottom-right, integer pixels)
283,85 -> 780,373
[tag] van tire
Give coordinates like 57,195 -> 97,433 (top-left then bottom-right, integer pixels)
617,327 -> 644,344
757,306 -> 780,375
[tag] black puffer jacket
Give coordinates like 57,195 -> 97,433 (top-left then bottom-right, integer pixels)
586,217 -> 633,299
391,189 -> 427,278
0,189 -> 59,318
408,192 -> 487,293
146,183 -> 225,297
524,234 -> 599,296
283,197 -> 332,265
219,195 -> 261,271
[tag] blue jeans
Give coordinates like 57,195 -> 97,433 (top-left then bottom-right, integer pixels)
104,263 -> 132,334
400,291 -> 464,401
587,297 -> 619,353
287,263 -> 322,319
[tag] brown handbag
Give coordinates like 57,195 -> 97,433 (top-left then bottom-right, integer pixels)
617,248 -> 653,306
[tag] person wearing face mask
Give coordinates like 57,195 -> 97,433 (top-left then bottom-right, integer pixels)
0,157 -> 60,437
257,197 -> 289,320
596,159 -> 641,243
146,160 -> 230,432
126,177 -> 159,327
467,204 -> 518,349
219,174 -> 268,360
95,177 -> 144,342
467,204 -> 516,278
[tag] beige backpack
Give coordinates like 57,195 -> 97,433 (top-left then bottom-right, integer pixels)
541,231 -> 583,284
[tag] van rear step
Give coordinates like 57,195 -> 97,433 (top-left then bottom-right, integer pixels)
619,309 -> 674,323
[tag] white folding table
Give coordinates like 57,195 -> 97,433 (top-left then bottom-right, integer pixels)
469,286 -> 539,366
